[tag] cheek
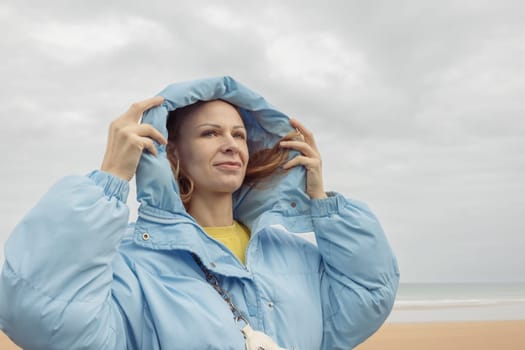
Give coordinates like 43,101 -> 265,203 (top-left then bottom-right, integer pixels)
179,144 -> 214,176
241,145 -> 249,165
178,147 -> 199,171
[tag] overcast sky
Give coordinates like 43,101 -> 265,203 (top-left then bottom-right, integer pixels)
1,0 -> 523,283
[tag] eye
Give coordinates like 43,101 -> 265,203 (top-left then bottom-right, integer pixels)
233,132 -> 246,140
201,130 -> 218,137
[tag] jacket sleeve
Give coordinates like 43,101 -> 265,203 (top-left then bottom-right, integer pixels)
0,170 -> 130,350
311,192 -> 400,349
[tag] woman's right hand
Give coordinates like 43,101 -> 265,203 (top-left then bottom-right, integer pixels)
101,96 -> 167,181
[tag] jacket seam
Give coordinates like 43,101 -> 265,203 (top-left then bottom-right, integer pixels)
3,260 -> 108,305
102,326 -> 118,349
323,282 -> 396,324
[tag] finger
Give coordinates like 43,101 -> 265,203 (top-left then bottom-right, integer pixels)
141,137 -> 158,157
136,124 -> 168,145
280,140 -> 318,158
289,118 -> 318,150
282,155 -> 319,170
142,95 -> 165,109
124,96 -> 165,122
289,118 -> 313,140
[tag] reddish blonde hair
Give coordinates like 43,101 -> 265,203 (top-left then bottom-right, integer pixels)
166,101 -> 298,205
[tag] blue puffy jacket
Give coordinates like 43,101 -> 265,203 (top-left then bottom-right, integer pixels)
0,76 -> 399,349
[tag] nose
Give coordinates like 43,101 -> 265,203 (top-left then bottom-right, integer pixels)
221,135 -> 240,154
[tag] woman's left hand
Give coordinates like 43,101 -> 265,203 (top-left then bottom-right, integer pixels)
280,119 -> 327,199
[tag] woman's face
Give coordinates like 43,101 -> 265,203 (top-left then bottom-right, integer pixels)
173,100 -> 249,197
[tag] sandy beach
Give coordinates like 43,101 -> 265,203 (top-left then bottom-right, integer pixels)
0,331 -> 20,350
356,320 -> 525,350
1,320 -> 523,349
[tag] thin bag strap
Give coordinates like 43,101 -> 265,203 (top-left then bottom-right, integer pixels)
192,253 -> 249,327
192,254 -> 292,350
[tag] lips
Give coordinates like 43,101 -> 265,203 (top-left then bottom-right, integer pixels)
214,161 -> 242,169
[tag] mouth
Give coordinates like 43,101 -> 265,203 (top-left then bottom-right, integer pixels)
214,161 -> 242,169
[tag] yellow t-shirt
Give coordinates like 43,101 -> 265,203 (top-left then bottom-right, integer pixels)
202,221 -> 250,264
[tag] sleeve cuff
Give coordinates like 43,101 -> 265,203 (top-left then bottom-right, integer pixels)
310,191 -> 345,217
88,170 -> 130,202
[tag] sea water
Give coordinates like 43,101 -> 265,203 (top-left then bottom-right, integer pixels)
387,283 -> 525,323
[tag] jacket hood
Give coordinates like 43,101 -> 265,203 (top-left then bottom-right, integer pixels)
136,76 -> 311,233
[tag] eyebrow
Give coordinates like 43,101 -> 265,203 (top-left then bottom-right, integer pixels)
196,123 -> 245,129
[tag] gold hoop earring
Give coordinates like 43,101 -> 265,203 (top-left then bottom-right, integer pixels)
174,159 -> 180,178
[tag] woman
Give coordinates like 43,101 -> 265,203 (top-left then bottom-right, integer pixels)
0,76 -> 399,349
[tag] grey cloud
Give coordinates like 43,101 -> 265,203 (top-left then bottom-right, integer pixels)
1,0 -> 524,283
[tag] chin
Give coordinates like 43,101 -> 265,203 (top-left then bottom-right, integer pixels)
217,179 -> 244,194
224,183 -> 244,193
